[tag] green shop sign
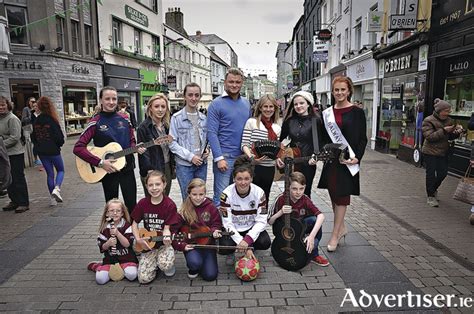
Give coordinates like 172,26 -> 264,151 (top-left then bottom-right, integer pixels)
125,5 -> 148,27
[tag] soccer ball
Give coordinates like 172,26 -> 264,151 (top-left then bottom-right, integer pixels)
235,256 -> 260,281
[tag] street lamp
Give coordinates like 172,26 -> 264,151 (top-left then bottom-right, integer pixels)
163,37 -> 183,89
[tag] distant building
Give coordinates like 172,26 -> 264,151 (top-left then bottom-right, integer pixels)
191,31 -> 238,68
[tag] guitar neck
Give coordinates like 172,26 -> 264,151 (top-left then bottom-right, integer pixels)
190,244 -> 254,250
113,140 -> 156,159
190,231 -> 233,239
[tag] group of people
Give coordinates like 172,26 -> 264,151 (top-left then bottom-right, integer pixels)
1,95 -> 65,213
71,68 -> 368,284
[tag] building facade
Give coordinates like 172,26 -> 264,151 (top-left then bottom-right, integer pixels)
191,31 -> 238,68
210,51 -> 228,99
0,0 -> 102,137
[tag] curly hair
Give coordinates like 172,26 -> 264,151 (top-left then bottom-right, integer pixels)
36,96 -> 60,124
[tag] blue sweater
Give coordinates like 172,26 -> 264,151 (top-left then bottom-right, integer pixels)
207,95 -> 250,161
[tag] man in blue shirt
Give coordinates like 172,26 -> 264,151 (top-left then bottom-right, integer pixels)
207,68 -> 251,206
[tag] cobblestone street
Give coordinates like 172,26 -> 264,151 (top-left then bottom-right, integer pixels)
0,139 -> 472,313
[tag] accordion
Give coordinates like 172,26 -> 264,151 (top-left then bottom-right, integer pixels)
251,140 -> 284,160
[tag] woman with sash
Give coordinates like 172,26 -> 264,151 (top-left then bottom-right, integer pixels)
277,91 -> 323,197
318,76 -> 367,252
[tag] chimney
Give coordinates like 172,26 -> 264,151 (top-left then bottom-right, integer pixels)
165,7 -> 187,35
196,30 -> 202,38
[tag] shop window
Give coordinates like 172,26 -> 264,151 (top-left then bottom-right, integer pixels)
63,86 -> 97,135
9,80 -> 41,118
6,5 -> 28,45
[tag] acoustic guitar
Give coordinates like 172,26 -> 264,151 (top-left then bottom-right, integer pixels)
274,143 -> 348,181
178,225 -> 234,245
133,228 -> 185,253
76,135 -> 172,183
271,158 -> 310,271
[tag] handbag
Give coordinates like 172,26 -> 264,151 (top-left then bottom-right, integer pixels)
453,165 -> 474,205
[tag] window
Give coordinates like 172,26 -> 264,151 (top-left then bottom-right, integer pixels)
354,18 -> 362,50
84,25 -> 92,56
137,0 -> 158,13
56,17 -> 65,50
134,29 -> 142,54
112,19 -> 122,48
338,0 -> 342,16
344,28 -> 349,55
210,46 -> 215,51
336,34 -> 341,61
369,4 -> 378,45
6,5 -> 28,45
152,36 -> 160,60
71,20 -> 79,53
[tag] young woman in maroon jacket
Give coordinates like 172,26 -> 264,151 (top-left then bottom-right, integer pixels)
175,178 -> 223,281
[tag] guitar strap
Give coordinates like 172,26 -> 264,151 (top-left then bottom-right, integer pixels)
311,117 -> 320,154
322,107 -> 359,176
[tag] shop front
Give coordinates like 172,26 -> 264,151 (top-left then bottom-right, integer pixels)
1,54 -> 102,137
315,74 -> 330,109
375,46 -> 427,165
104,63 -> 140,124
140,69 -> 163,122
344,52 -> 379,149
329,64 -> 347,106
427,0 -> 474,176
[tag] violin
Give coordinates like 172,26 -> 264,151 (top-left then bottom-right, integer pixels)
178,225 -> 234,245
133,228 -> 184,253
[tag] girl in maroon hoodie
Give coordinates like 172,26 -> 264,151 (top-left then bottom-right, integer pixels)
175,178 -> 222,281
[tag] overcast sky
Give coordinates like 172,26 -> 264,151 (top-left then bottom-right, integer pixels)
162,0 -> 304,82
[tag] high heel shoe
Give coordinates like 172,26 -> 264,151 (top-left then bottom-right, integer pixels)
327,229 -> 348,252
327,242 -> 338,252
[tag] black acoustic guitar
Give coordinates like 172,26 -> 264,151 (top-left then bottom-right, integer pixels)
271,157 -> 310,271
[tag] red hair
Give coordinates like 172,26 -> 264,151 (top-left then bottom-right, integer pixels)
36,96 -> 60,124
332,76 -> 354,100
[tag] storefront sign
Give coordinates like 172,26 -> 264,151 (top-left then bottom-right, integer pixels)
72,64 -> 90,74
317,29 -> 332,41
445,53 -> 473,77
389,14 -> 417,30
313,38 -> 329,52
108,77 -> 141,91
367,11 -> 384,32
125,5 -> 149,27
347,58 -> 376,83
313,52 -> 328,62
418,45 -> 428,71
384,55 -> 412,73
432,0 -> 473,30
167,75 -> 176,90
3,60 -> 42,70
292,69 -> 301,87
301,83 -> 311,92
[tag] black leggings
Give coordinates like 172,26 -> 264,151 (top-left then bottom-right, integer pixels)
101,169 -> 137,214
295,163 -> 316,197
253,165 -> 275,205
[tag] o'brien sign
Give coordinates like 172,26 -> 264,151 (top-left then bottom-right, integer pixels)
384,55 -> 412,73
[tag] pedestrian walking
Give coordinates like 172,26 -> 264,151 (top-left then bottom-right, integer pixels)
277,91 -> 324,197
0,96 -> 30,213
241,95 -> 281,203
73,86 -> 145,214
207,68 -> 251,206
131,171 -> 180,284
137,93 -> 174,197
87,199 -> 138,285
169,83 -> 209,200
174,178 -> 222,281
318,76 -> 367,252
21,97 -> 36,167
421,98 -> 463,207
31,96 -> 65,206
30,100 -> 44,170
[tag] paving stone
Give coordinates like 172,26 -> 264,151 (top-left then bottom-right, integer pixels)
230,299 -> 257,307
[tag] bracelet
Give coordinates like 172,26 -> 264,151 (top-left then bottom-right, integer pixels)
98,159 -> 104,168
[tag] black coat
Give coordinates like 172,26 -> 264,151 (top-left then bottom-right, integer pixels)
31,114 -> 65,156
318,106 -> 367,196
136,117 -> 174,177
279,114 -> 324,156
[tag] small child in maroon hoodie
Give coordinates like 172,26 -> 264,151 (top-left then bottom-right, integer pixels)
175,178 -> 223,281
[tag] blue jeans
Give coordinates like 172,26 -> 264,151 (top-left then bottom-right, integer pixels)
303,216 -> 323,257
175,163 -> 208,200
212,156 -> 236,206
39,154 -> 65,194
184,248 -> 218,281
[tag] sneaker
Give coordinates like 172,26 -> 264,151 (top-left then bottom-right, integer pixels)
87,261 -> 101,272
163,265 -> 176,277
14,206 -> 29,213
50,196 -> 57,207
51,187 -> 63,202
427,197 -> 439,207
225,253 -> 236,266
2,202 -> 18,211
312,255 -> 330,267
470,213 -> 474,226
34,159 -> 42,166
187,270 -> 199,279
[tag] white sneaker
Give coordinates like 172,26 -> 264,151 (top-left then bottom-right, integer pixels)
163,265 -> 176,277
427,197 -> 439,207
187,270 -> 199,279
52,187 -> 63,202
50,196 -> 57,207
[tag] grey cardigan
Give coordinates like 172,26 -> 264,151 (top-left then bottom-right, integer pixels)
0,112 -> 24,156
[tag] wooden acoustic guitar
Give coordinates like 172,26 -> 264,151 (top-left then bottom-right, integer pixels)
178,225 -> 234,245
76,135 -> 172,183
133,228 -> 185,253
271,157 -> 310,271
274,143 -> 348,181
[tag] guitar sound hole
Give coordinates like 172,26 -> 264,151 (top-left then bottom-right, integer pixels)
282,228 -> 295,241
104,153 -> 114,160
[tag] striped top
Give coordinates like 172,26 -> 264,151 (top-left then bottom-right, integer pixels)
241,117 -> 282,167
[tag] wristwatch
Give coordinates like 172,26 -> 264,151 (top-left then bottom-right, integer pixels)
98,159 -> 104,168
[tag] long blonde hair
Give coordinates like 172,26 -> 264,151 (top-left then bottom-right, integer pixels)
99,199 -> 131,232
178,178 -> 206,225
146,93 -> 170,128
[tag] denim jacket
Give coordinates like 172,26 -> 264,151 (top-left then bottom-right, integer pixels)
169,108 -> 207,166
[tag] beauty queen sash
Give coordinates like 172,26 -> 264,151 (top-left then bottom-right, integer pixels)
322,107 -> 359,176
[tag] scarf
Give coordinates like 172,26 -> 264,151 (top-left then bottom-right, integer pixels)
261,117 -> 277,140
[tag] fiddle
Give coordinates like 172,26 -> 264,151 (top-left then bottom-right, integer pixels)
178,225 -> 234,245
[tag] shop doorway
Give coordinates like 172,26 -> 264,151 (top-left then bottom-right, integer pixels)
9,79 -> 41,118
